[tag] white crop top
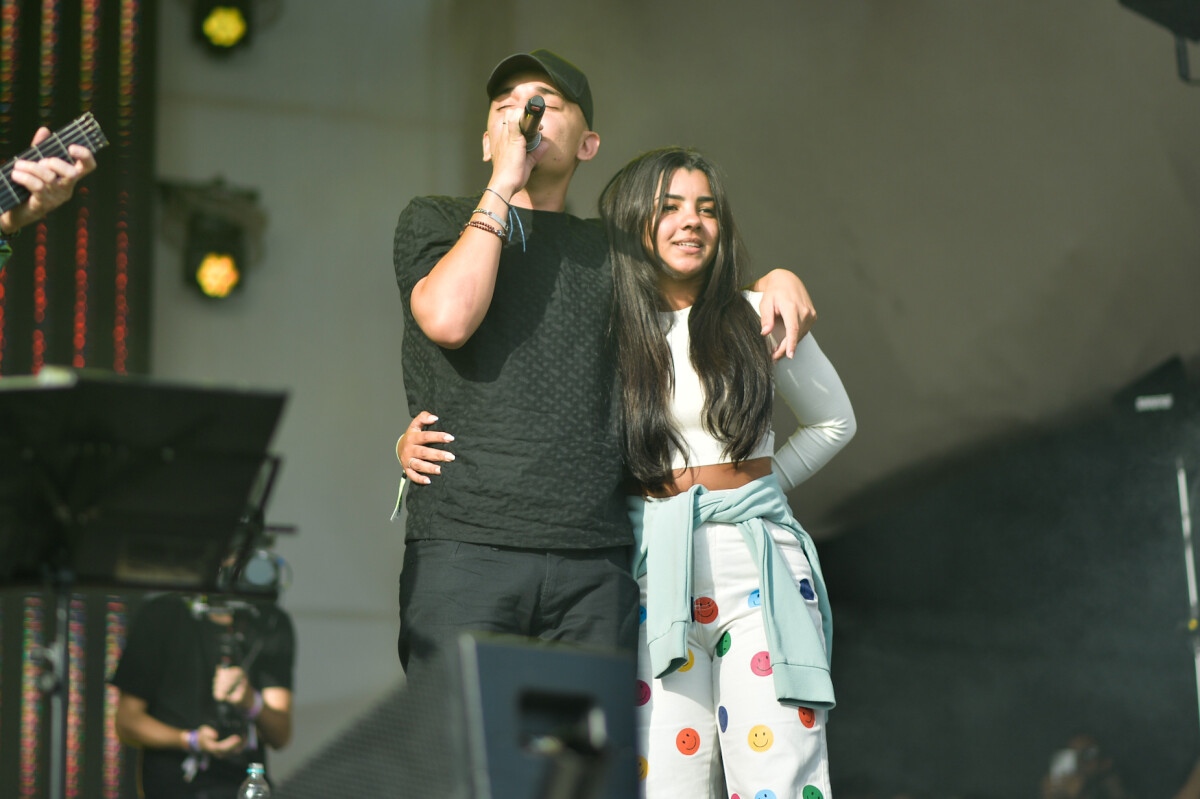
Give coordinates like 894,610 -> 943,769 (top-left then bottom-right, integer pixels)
662,291 -> 856,492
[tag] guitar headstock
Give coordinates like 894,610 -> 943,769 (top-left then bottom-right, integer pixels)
76,112 -> 110,153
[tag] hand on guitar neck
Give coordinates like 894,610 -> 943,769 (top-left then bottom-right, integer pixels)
1,122 -> 100,237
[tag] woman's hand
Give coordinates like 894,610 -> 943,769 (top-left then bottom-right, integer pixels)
397,411 -> 455,485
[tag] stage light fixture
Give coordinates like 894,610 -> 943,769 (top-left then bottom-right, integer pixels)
193,0 -> 253,54
186,213 -> 246,299
159,177 -> 266,302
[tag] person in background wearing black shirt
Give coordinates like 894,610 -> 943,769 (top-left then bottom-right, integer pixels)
111,593 -> 295,799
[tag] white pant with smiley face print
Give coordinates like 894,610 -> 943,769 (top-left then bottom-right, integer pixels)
634,517 -> 831,799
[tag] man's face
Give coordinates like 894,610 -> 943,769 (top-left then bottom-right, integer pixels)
483,71 -> 592,174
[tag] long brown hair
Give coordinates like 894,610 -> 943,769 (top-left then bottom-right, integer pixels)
599,147 -> 773,492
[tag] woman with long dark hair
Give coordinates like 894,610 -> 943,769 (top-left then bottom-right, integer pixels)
600,146 -> 856,799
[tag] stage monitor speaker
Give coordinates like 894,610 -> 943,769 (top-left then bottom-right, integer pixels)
1119,0 -> 1200,41
1111,355 -> 1192,457
275,632 -> 637,799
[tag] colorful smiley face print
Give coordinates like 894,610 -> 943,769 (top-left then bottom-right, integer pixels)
639,604 -> 647,623
798,578 -> 815,600
676,727 -> 700,756
635,680 -> 651,706
693,596 -> 718,624
637,756 -> 648,781
755,792 -> 778,799
747,589 -> 762,607
750,651 -> 773,676
747,725 -> 774,752
798,706 -> 815,728
802,786 -> 824,799
716,632 -> 732,657
678,647 -> 695,672
718,705 -> 728,733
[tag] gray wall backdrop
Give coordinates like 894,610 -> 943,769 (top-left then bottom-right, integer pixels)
147,0 -> 1200,782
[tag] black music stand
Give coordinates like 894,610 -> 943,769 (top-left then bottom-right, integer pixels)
0,366 -> 288,799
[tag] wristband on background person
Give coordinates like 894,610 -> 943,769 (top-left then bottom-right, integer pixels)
245,690 -> 264,722
186,728 -> 200,752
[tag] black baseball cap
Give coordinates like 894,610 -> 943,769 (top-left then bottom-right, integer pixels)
485,49 -> 594,129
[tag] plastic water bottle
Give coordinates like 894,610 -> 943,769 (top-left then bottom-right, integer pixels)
237,762 -> 271,798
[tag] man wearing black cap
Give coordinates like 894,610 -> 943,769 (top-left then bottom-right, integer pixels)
391,49 -> 815,685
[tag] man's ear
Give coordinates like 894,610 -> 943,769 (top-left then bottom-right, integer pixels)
576,131 -> 600,163
481,130 -> 493,163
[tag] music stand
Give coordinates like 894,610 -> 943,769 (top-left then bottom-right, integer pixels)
0,366 -> 288,799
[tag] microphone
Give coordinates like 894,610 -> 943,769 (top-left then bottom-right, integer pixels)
520,96 -> 545,152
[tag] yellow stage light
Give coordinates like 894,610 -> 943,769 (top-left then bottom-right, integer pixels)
185,213 -> 247,300
194,1 -> 252,54
194,253 -> 241,299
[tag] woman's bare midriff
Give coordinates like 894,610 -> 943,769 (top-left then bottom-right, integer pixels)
642,457 -> 772,498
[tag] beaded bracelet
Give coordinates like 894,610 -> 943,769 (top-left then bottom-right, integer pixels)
461,219 -> 505,241
471,207 -> 509,235
186,729 -> 200,752
481,187 -> 527,251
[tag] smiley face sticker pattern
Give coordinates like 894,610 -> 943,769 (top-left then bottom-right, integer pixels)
636,680 -> 652,706
693,596 -> 718,624
747,724 -> 774,752
798,706 -> 815,728
750,650 -> 773,676
676,727 -> 700,756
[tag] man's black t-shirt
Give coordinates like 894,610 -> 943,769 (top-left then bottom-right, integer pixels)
393,195 -> 629,549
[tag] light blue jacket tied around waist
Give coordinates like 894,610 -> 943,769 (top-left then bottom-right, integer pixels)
628,473 -> 835,710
